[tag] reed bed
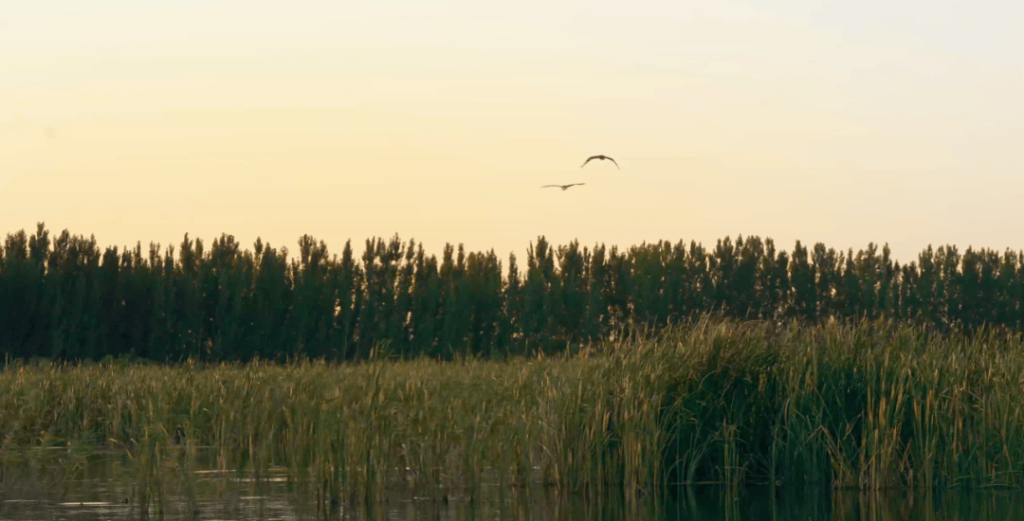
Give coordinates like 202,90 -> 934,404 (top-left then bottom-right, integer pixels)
2,318 -> 1024,511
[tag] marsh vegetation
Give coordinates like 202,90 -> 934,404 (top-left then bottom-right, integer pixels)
3,318 -> 1024,518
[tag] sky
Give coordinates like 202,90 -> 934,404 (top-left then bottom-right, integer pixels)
2,0 -> 1023,267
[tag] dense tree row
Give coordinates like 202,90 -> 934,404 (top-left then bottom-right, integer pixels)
1,223 -> 1022,362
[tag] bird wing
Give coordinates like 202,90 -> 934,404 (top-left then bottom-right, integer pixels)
581,156 -> 598,168
541,185 -> 560,188
607,157 -> 620,169
569,183 -> 585,187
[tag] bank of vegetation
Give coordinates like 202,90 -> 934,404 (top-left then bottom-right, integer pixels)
2,224 -> 1023,362
2,319 -> 1024,507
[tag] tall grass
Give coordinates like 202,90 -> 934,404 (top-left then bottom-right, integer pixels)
2,317 -> 1024,513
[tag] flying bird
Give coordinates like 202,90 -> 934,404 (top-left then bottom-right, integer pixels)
581,155 -> 619,169
542,183 -> 585,191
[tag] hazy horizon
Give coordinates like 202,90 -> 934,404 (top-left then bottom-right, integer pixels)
4,0 -> 1022,265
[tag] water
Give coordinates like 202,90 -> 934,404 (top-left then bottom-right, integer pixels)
4,481 -> 1023,520
2,456 -> 1022,520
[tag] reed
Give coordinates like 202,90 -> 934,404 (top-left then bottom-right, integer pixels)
2,317 -> 1024,510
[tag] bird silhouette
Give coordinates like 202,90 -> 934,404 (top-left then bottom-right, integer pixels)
542,183 -> 585,191
581,155 -> 619,169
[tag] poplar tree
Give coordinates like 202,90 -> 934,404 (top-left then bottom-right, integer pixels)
660,241 -> 689,323
250,240 -> 291,361
147,245 -> 177,361
811,243 -> 841,320
291,234 -> 334,359
502,252 -> 523,355
409,245 -> 440,357
840,250 -> 861,319
916,246 -> 939,327
123,244 -> 155,362
439,244 -> 471,357
897,261 -> 920,321
997,250 -> 1023,329
936,246 -> 961,329
0,230 -> 33,358
603,246 -> 631,336
733,236 -> 761,319
709,237 -> 736,315
686,242 -> 713,318
9,223 -> 1024,362
582,244 -> 608,341
389,239 -> 417,356
23,224 -> 53,357
465,250 -> 502,357
174,235 -> 205,359
329,240 -> 360,360
203,234 -> 247,360
557,240 -> 589,342
757,238 -> 789,321
97,246 -> 123,359
357,237 -> 403,358
47,231 -> 102,360
789,241 -> 816,321
628,242 -> 663,327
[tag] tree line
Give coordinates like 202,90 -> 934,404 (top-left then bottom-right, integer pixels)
1,223 -> 1021,362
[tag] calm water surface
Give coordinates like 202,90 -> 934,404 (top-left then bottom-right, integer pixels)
1,455 -> 1021,520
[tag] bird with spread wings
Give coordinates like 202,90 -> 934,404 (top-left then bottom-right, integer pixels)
542,183 -> 585,191
580,155 -> 619,169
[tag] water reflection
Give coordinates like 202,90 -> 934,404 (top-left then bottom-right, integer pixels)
2,459 -> 1023,520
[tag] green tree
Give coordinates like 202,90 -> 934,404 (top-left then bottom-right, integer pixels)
290,235 -> 335,359
47,230 -> 102,360
389,239 -> 417,356
733,236 -> 762,319
709,237 -> 736,316
147,244 -> 177,361
936,246 -> 961,330
523,237 -> 561,353
250,239 -> 291,361
557,240 -> 588,338
357,237 -> 403,358
628,242 -> 666,327
757,238 -> 789,321
789,241 -> 816,321
332,240 -> 362,360
174,235 -> 206,359
895,261 -> 918,322
122,244 -> 157,360
582,244 -> 608,342
811,243 -> 842,320
958,248 -> 982,329
603,246 -> 632,336
439,244 -> 471,357
996,250 -> 1023,329
501,252 -> 523,355
915,246 -> 940,327
686,242 -> 713,317
465,250 -> 503,357
839,249 -> 861,319
200,234 -> 246,360
409,245 -> 440,358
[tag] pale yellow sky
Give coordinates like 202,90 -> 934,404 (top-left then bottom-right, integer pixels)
3,0 -> 1023,265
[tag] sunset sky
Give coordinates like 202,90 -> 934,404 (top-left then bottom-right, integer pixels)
3,0 -> 1023,266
